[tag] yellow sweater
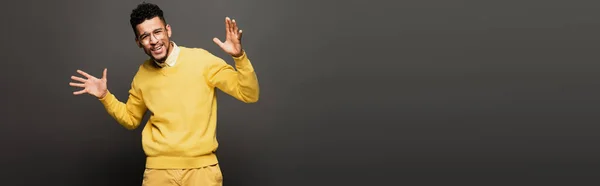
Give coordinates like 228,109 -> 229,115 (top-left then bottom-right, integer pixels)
98,46 -> 259,169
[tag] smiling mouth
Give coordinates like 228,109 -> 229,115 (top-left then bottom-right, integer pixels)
152,45 -> 163,51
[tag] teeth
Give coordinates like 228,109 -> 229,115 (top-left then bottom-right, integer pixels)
153,46 -> 162,51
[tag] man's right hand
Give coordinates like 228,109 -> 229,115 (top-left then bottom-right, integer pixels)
70,68 -> 108,99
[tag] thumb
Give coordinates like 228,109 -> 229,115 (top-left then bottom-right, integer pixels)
213,37 -> 225,48
102,68 -> 107,80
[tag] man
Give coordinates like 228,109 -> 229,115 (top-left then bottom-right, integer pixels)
69,2 -> 259,186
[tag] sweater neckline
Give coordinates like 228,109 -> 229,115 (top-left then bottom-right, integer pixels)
153,48 -> 184,76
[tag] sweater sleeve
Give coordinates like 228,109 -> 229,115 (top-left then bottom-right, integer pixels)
205,50 -> 260,103
98,80 -> 147,130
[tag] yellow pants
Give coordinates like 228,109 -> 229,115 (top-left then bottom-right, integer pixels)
142,164 -> 223,186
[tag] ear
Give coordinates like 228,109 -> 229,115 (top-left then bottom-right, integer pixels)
166,24 -> 172,38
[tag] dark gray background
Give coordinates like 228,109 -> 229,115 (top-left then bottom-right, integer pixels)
2,0 -> 600,185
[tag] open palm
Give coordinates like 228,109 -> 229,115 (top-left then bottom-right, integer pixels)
70,69 -> 108,98
213,17 -> 244,57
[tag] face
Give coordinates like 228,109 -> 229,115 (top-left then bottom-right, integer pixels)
135,17 -> 172,63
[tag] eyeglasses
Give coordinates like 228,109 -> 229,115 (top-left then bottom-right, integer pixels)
138,28 -> 166,45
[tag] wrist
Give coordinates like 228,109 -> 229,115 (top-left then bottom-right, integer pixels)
232,50 -> 244,58
98,90 -> 108,99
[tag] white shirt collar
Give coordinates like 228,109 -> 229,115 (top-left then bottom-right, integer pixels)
155,41 -> 180,67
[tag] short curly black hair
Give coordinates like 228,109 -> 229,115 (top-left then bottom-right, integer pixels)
130,2 -> 166,37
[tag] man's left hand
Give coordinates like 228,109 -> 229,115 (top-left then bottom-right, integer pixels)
213,17 -> 244,57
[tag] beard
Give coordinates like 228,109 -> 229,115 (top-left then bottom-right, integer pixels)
146,41 -> 171,63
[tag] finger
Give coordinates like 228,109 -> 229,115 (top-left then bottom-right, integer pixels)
231,19 -> 237,35
69,82 -> 85,88
73,89 -> 87,95
230,18 -> 236,33
225,17 -> 231,35
229,18 -> 236,36
232,19 -> 238,35
213,37 -> 225,48
102,68 -> 107,80
77,70 -> 94,79
239,29 -> 243,40
71,75 -> 87,83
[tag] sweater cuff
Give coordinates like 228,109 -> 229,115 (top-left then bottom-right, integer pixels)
232,50 -> 247,61
232,50 -> 251,68
98,90 -> 115,105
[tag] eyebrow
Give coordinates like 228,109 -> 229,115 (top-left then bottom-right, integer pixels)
139,28 -> 164,38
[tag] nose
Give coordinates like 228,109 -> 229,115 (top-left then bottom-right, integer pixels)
149,34 -> 159,44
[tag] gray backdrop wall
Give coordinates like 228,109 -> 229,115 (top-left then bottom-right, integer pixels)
2,0 -> 600,185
